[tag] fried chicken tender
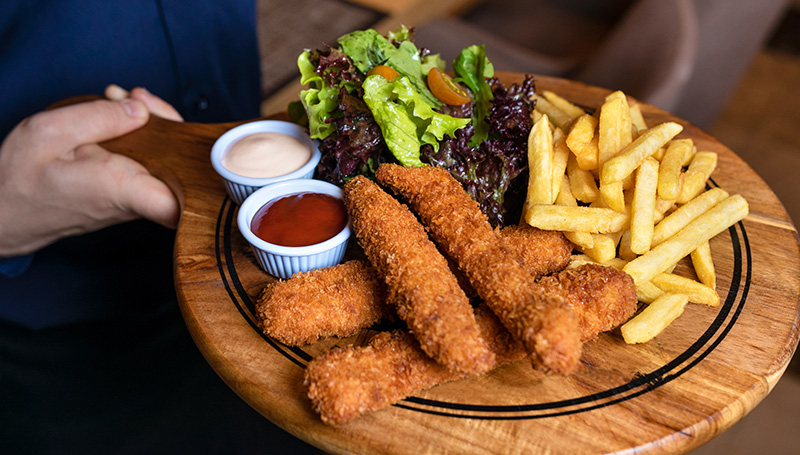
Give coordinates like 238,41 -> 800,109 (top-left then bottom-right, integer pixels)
255,260 -> 391,346
536,263 -> 638,341
342,176 -> 495,375
304,264 -> 637,425
304,306 -> 524,426
254,226 -> 571,346
500,224 -> 572,277
375,164 -> 582,374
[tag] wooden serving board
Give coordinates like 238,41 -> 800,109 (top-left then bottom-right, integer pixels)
101,73 -> 800,454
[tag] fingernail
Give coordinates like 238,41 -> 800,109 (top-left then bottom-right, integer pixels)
122,99 -> 147,118
105,83 -> 129,100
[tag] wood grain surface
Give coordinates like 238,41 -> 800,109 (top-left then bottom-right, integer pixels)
100,73 -> 800,454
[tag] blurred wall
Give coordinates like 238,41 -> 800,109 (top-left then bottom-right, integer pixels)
673,0 -> 790,128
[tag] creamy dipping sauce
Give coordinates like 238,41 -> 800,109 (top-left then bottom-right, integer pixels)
221,132 -> 311,178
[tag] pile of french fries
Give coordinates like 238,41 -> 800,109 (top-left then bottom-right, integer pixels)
523,90 -> 749,344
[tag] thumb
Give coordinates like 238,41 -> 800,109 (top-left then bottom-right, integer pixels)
39,98 -> 151,153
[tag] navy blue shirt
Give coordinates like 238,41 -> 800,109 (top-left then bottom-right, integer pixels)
1,0 -> 262,328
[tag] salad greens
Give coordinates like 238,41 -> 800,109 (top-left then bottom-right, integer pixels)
294,26 -> 537,226
338,28 -> 442,108
362,75 -> 469,167
453,45 -> 495,146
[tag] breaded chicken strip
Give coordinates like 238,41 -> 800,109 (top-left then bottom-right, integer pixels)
536,263 -> 638,341
304,265 -> 637,425
375,164 -> 582,374
304,306 -> 524,426
255,260 -> 391,346
342,176 -> 495,375
500,224 -> 572,277
254,226 -> 569,346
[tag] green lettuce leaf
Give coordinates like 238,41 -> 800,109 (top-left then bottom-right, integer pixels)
362,75 -> 470,167
421,53 -> 446,75
338,29 -> 441,109
385,24 -> 412,43
297,50 -> 339,139
454,45 -> 495,146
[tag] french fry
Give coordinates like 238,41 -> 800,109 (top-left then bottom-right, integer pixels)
524,88 -> 748,345
600,180 -> 626,212
650,146 -> 666,161
622,194 -> 749,285
567,254 -> 596,268
600,122 -> 683,184
682,142 -> 698,166
598,93 -> 632,165
524,205 -> 630,233
577,233 -> 617,263
555,178 -> 594,249
603,257 -> 629,270
621,293 -> 689,343
534,95 -> 573,130
564,231 -> 594,250
677,151 -> 718,203
567,254 -> 627,271
630,157 -> 659,254
542,90 -> 586,120
691,241 -> 716,289
618,230 -> 637,261
654,196 -> 677,224
636,281 -> 666,304
605,91 -> 626,102
651,272 -> 720,306
566,113 -> 599,170
552,128 -> 570,199
607,229 -> 624,248
629,103 -> 647,133
652,187 -> 729,246
553,177 -> 580,207
621,172 -> 636,190
658,139 -> 692,201
522,114 -> 555,219
567,154 -> 599,203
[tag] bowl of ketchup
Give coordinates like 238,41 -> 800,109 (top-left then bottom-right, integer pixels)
237,179 -> 351,278
211,120 -> 321,204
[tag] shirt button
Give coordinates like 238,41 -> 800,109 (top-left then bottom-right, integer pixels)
193,96 -> 209,111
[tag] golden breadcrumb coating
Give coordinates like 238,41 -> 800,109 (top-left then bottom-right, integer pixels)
304,306 -> 524,425
499,224 -> 572,278
342,175 -> 495,375
536,263 -> 638,341
375,164 -> 582,374
255,260 -> 390,346
304,265 -> 637,425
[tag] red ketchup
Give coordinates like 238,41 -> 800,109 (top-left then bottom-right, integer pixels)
250,192 -> 348,247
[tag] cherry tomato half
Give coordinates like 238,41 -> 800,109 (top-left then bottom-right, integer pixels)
367,65 -> 399,81
427,67 -> 471,106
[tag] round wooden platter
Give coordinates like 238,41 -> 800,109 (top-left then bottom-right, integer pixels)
100,73 -> 800,454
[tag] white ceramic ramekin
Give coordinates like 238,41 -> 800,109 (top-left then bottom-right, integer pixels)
211,120 -> 322,204
237,179 -> 351,279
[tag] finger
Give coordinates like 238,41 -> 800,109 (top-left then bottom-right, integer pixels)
105,84 -> 183,122
21,98 -> 149,154
130,87 -> 184,122
68,145 -> 181,228
104,83 -> 129,101
121,171 -> 181,228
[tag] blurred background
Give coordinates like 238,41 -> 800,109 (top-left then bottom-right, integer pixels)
256,0 -> 800,452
